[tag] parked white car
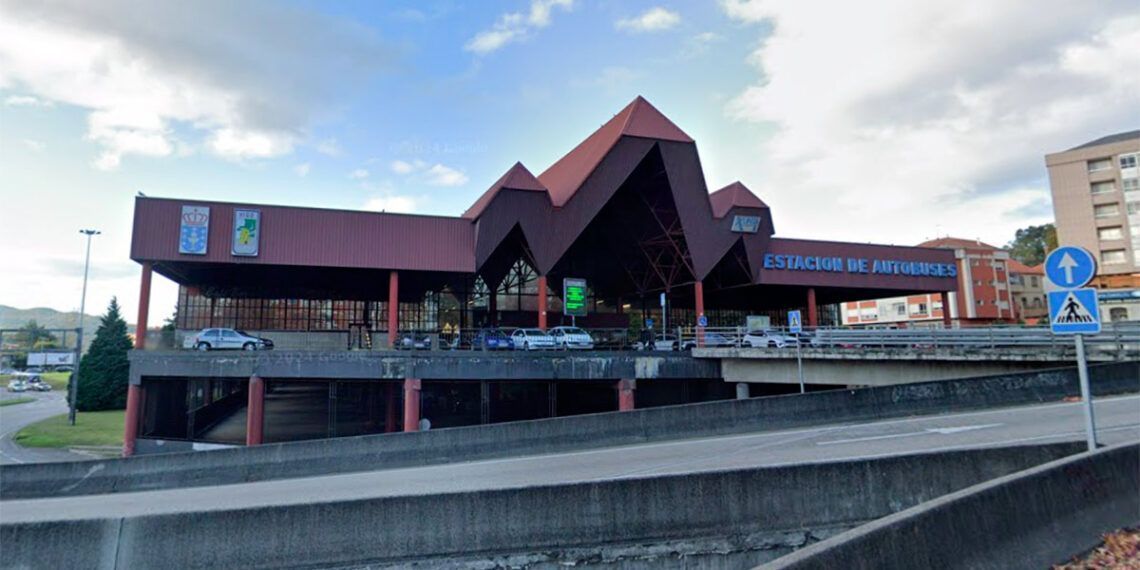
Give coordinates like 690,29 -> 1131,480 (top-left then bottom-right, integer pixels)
7,379 -> 28,392
548,326 -> 594,350
634,334 -> 680,351
742,330 -> 799,348
511,328 -> 557,351
190,328 -> 275,351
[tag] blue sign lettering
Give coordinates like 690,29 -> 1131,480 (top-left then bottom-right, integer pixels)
763,254 -> 956,279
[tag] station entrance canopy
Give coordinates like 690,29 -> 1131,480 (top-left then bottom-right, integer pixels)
130,96 -> 957,325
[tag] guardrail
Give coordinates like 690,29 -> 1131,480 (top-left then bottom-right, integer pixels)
148,323 -> 1140,354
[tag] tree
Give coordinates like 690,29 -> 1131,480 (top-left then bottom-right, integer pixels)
160,309 -> 178,349
1006,224 -> 1057,266
16,320 -> 57,350
76,298 -> 133,411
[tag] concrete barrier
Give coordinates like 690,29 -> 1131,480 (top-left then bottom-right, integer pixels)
759,442 -> 1140,570
1,361 -> 1135,499
0,444 -> 1085,570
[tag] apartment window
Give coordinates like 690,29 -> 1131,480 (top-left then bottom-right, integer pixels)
1101,249 -> 1127,265
1094,203 -> 1120,218
1121,154 -> 1138,169
1088,158 -> 1112,172
1124,179 -> 1139,192
1128,201 -> 1140,216
975,299 -> 985,306
1091,181 -> 1115,194
1099,226 -> 1125,241
973,280 -> 983,286
1030,276 -> 1039,287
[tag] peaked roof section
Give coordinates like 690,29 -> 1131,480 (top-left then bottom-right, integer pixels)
709,181 -> 768,218
1007,260 -> 1044,274
462,162 -> 548,220
917,236 -> 1001,251
537,96 -> 693,207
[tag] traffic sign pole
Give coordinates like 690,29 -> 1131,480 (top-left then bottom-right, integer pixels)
796,342 -> 804,394
1074,334 -> 1098,451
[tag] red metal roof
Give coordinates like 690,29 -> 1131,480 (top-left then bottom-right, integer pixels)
1007,260 -> 1044,274
538,96 -> 692,207
709,182 -> 769,218
462,162 -> 548,220
917,236 -> 1001,251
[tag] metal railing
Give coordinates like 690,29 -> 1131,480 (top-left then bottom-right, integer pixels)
153,323 -> 1140,355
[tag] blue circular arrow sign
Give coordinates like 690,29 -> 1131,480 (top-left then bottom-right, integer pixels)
1044,246 -> 1096,289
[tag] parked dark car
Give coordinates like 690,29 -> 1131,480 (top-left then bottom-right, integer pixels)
473,328 -> 514,351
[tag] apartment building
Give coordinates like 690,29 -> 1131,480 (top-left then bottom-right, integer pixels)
1008,260 -> 1047,324
842,237 -> 1034,327
1046,130 -> 1140,289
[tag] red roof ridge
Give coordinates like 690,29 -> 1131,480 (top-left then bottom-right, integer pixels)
709,181 -> 768,218
916,236 -> 1002,251
462,162 -> 548,220
537,96 -> 693,207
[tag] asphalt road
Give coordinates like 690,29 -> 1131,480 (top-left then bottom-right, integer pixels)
3,394 -> 1137,523
0,391 -> 87,465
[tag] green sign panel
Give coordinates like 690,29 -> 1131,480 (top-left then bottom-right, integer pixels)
563,278 -> 588,317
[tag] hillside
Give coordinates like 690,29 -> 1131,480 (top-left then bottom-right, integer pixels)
0,305 -> 137,350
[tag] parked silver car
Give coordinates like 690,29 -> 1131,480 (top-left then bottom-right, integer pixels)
191,328 -> 275,351
548,326 -> 594,350
511,328 -> 557,350
742,330 -> 799,348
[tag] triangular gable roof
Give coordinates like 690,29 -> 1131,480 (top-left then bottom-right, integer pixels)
917,236 -> 1001,251
537,96 -> 693,207
709,181 -> 768,218
462,162 -> 547,220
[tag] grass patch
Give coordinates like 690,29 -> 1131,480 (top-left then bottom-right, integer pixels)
41,371 -> 71,391
14,410 -> 124,448
0,397 -> 35,407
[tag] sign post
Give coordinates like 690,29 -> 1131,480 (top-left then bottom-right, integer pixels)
660,292 -> 667,342
1044,246 -> 1100,450
788,310 -> 804,393
563,278 -> 587,327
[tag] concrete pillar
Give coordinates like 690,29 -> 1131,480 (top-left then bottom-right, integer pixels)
941,291 -> 952,328
122,383 -> 143,457
135,261 -> 153,349
694,280 -> 706,347
537,275 -> 548,329
617,379 -> 636,411
246,375 -> 265,446
385,382 -> 397,433
388,271 -> 399,346
735,382 -> 750,400
806,287 -> 818,328
403,378 -> 421,432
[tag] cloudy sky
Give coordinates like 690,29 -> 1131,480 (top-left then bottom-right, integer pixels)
1,0 -> 1138,323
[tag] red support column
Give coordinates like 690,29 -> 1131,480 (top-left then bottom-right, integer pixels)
388,270 -> 399,347
403,378 -> 421,432
537,275 -> 548,329
694,280 -> 706,347
941,291 -> 953,328
385,382 -> 397,433
617,379 -> 636,411
246,375 -> 265,446
123,262 -> 153,457
806,287 -> 818,328
122,384 -> 143,457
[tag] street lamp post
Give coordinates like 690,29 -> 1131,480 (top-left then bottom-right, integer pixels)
71,229 -> 100,426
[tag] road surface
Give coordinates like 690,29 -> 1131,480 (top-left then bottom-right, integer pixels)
0,391 -> 87,465
3,394 -> 1137,523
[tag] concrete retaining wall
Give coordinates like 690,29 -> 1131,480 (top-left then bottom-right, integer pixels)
1,361 -> 1135,499
760,442 -> 1140,570
0,444 -> 1084,570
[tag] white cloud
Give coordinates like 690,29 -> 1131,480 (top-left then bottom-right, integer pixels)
4,94 -> 53,107
465,0 -> 573,54
424,164 -> 469,187
315,138 -> 342,156
363,195 -> 417,213
349,168 -> 370,180
293,162 -> 311,177
22,139 -> 45,151
720,0 -> 1140,247
616,7 -> 681,33
0,1 -> 392,170
390,159 -> 418,174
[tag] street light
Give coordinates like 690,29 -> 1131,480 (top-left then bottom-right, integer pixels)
70,229 -> 100,426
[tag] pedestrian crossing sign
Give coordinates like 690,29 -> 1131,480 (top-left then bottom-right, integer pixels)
788,310 -> 802,334
1047,288 -> 1100,335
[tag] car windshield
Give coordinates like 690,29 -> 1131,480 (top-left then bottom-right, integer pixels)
563,327 -> 586,334
235,330 -> 251,336
522,329 -> 545,335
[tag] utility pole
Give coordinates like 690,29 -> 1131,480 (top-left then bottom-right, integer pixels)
71,229 -> 100,426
